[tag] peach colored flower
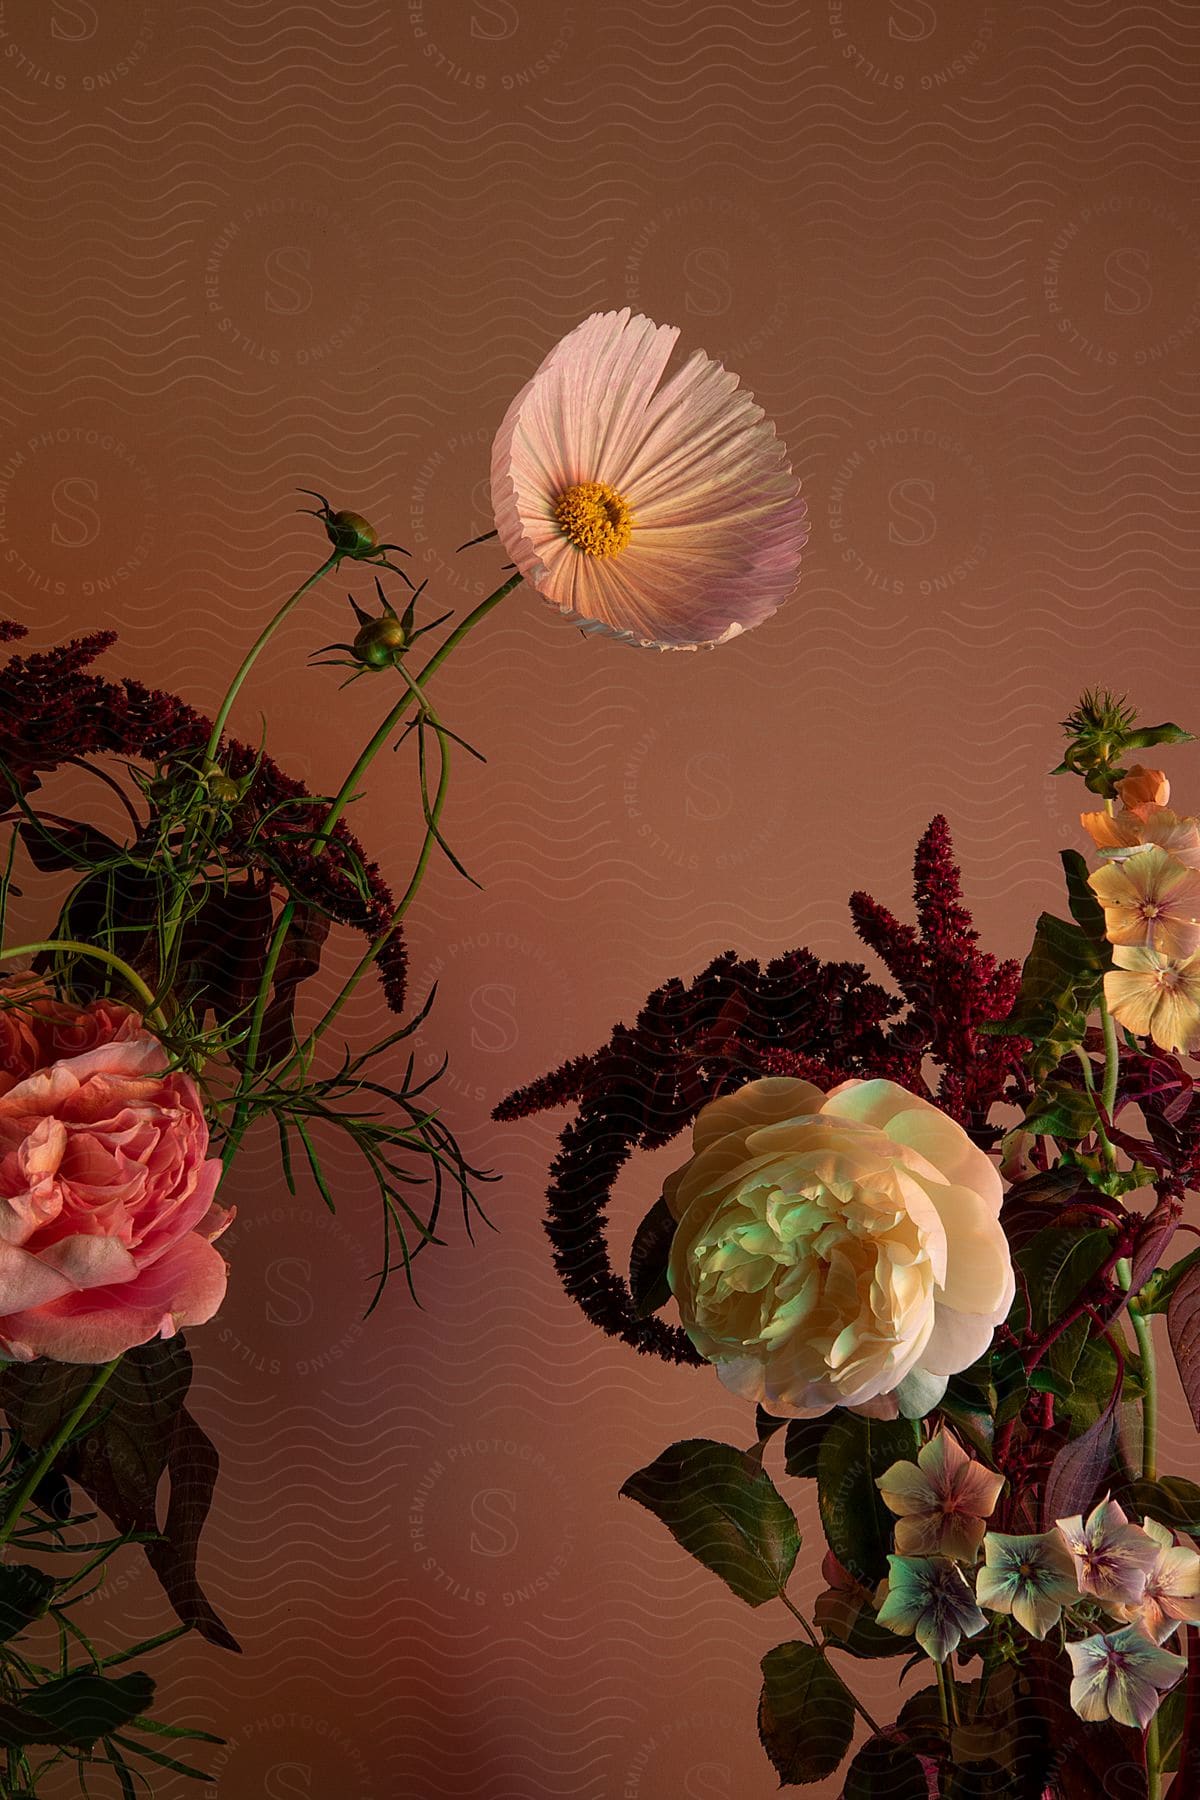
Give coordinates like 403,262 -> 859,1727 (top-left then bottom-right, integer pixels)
1104,945 -> 1200,1054
1110,1518 -> 1200,1644
0,1012 -> 231,1362
1117,766 -> 1170,815
662,1077 -> 1014,1417
876,1429 -> 1004,1562
1088,846 -> 1200,958
1081,803 -> 1200,868
490,309 -> 808,651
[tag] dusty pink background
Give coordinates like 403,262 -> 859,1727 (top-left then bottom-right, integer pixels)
3,1 -> 1200,1792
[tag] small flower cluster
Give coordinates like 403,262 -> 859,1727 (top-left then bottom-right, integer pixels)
1087,763 -> 1200,1054
875,1432 -> 1198,1731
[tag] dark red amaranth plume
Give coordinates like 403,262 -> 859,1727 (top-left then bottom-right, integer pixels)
0,628 -> 406,1016
496,819 -> 1025,1361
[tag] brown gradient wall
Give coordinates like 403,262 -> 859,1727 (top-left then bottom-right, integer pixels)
4,2 -> 1200,1794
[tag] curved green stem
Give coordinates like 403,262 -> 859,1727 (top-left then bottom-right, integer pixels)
313,571 -> 522,846
1099,992 -> 1120,1164
0,1358 -> 121,1549
204,552 -> 341,763
1147,1711 -> 1162,1800
0,941 -> 162,1029
776,1587 -> 883,1737
220,570 -> 520,1166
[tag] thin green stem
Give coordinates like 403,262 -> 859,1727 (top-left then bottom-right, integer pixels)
0,1360 -> 120,1549
775,1587 -> 884,1737
1118,1256 -> 1159,1482
1099,992 -> 1120,1168
220,571 -> 520,1166
204,552 -> 341,764
0,942 -> 162,1029
313,571 -> 522,846
1147,1712 -> 1162,1800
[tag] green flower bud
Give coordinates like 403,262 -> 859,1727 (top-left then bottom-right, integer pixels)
351,613 -> 410,670
326,509 -> 379,556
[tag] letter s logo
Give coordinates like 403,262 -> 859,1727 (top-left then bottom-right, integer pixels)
471,1 -> 520,40
263,246 -> 314,316
469,983 -> 519,1055
684,247 -> 733,318
51,2 -> 100,41
264,1257 -> 314,1328
888,477 -> 937,547
470,1488 -> 520,1557
684,752 -> 733,824
889,1 -> 937,41
264,1764 -> 313,1800
1104,247 -> 1153,316
685,1764 -> 732,1800
50,477 -> 101,549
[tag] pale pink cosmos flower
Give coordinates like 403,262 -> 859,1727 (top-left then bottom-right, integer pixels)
490,309 -> 808,650
1055,1498 -> 1159,1609
1110,1518 -> 1200,1645
1067,1625 -> 1185,1730
876,1430 -> 1004,1562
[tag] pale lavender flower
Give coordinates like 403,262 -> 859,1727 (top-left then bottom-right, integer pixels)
975,1530 -> 1080,1639
875,1554 -> 987,1663
1055,1498 -> 1159,1608
1067,1625 -> 1186,1729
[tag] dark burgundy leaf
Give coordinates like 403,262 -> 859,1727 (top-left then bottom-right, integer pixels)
0,1339 -> 238,1651
256,902 -> 332,1065
1040,1378 -> 1121,1528
1169,1259 -> 1200,1431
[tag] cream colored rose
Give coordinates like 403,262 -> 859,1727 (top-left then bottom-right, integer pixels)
664,1077 -> 1014,1418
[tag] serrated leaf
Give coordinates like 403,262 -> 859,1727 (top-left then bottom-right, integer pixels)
843,1730 -> 935,1799
620,1439 -> 800,1607
757,1641 -> 855,1785
783,1415 -> 830,1480
816,1413 -> 919,1587
628,1196 -> 675,1319
1168,1258 -> 1200,1430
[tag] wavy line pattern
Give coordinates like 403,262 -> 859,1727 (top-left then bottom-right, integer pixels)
4,0 -> 1200,1793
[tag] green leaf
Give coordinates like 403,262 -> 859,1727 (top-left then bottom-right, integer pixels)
628,1196 -> 675,1320
843,1730 -> 937,1799
815,1413 -> 919,1587
1124,1475 -> 1200,1536
0,1565 -> 56,1642
757,1641 -> 855,1785
0,1673 -> 153,1749
620,1439 -> 800,1607
1060,849 -> 1109,948
1125,722 -> 1194,751
1023,1083 -> 1100,1143
783,1415 -> 831,1481
982,911 -> 1107,1046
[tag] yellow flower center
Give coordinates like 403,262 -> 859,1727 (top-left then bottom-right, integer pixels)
553,481 -> 633,558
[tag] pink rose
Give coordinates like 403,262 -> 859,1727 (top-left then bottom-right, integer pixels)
0,1009 -> 231,1362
